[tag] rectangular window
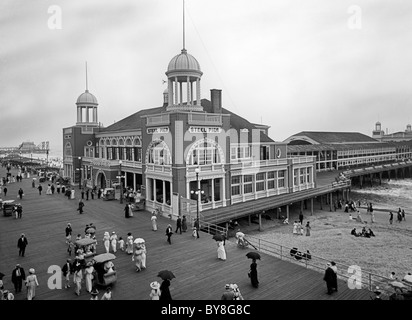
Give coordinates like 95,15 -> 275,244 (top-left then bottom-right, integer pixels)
231,175 -> 241,196
243,175 -> 253,194
231,147 -> 237,160
107,147 -> 112,160
278,170 -> 285,188
267,171 -> 276,190
256,172 -> 265,192
300,168 -> 306,184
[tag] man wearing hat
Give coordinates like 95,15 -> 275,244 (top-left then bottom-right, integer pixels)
17,233 -> 28,257
62,259 -> 73,289
11,264 -> 26,293
221,284 -> 235,300
323,263 -> 335,295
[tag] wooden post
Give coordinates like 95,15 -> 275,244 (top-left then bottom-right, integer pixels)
258,213 -> 262,231
286,205 -> 290,221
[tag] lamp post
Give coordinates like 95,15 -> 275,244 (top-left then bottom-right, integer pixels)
190,167 -> 204,227
118,160 -> 123,204
78,157 -> 82,190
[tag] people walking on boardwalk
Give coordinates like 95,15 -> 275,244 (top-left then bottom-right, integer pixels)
103,232 -> 110,253
323,263 -> 335,295
124,203 -> 130,218
18,188 -> 24,199
118,237 -> 125,252
194,218 -> 200,239
56,182 -> 60,193
65,223 -> 72,242
62,259 -> 72,289
151,213 -> 158,231
217,241 -> 226,261
3,186 -> 7,197
305,221 -> 311,236
25,268 -> 39,300
126,233 -> 134,254
182,215 -> 188,232
110,232 -> 118,253
132,245 -> 143,272
166,224 -> 173,245
101,286 -> 112,300
175,216 -> 182,234
73,263 -> 82,296
16,205 -> 23,219
397,209 -> 402,223
292,221 -> 298,235
37,184 -> 42,195
86,189 -> 89,200
249,259 -> 259,288
97,188 -> 102,199
17,233 -> 28,257
141,242 -> 147,269
32,179 -> 36,188
11,264 -> 26,293
84,262 -> 94,293
221,284 -> 235,300
77,199 -> 84,214
150,281 -> 161,300
51,184 -> 55,194
159,279 -> 172,300
389,211 -> 394,224
46,184 -> 52,195
81,189 -> 84,200
330,261 -> 338,292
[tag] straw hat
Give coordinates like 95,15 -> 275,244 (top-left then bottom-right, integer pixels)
150,281 -> 160,290
29,268 -> 35,274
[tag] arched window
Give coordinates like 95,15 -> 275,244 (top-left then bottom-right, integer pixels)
125,138 -> 133,146
111,139 -> 118,146
146,140 -> 171,165
65,142 -> 72,156
118,138 -> 124,146
186,139 -> 224,165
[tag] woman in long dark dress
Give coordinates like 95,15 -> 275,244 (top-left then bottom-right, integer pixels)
159,279 -> 172,300
250,259 -> 259,288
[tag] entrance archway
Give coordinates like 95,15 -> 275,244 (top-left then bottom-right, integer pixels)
96,171 -> 107,189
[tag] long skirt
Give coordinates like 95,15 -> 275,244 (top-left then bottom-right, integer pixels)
111,241 -> 117,253
85,274 -> 93,293
217,246 -> 226,260
152,220 -> 157,231
104,240 -> 110,253
141,252 -> 146,268
27,284 -> 36,300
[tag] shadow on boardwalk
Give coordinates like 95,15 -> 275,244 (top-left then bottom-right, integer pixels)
0,167 -> 371,300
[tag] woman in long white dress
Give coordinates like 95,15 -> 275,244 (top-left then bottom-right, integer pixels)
73,265 -> 83,296
132,246 -> 143,272
140,243 -> 147,269
26,268 -> 39,300
84,263 -> 94,293
292,221 -> 298,235
103,232 -> 110,253
217,241 -> 226,261
110,232 -> 118,253
151,214 -> 157,231
126,233 -> 134,254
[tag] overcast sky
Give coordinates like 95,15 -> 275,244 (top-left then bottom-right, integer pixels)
1,0 -> 412,156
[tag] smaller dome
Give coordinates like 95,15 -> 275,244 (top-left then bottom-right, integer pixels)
376,121 -> 381,125
77,90 -> 98,105
167,49 -> 202,74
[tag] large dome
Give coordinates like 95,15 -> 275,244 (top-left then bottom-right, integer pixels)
76,90 -> 98,105
167,49 -> 202,74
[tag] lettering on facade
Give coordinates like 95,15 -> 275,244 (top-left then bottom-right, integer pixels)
147,127 -> 169,134
188,126 -> 222,134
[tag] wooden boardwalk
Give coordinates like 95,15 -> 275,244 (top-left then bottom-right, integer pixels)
0,167 -> 372,300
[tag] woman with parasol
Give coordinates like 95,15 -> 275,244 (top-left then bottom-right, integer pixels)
158,270 -> 175,300
246,252 -> 260,288
132,241 -> 144,272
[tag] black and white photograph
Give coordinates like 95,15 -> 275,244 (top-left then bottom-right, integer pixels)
1,0 -> 412,309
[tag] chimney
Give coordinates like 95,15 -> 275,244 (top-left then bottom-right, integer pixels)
211,89 -> 222,113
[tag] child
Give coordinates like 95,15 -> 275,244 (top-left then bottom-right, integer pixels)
101,287 -> 112,300
118,237 -> 125,252
67,240 -> 75,256
149,281 -> 161,300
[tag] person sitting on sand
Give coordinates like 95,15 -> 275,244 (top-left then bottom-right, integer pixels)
351,228 -> 359,237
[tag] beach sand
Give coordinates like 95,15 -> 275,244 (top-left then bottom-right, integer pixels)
238,200 -> 412,283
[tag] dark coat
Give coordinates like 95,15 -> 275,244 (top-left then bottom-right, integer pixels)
11,267 -> 26,284
159,279 -> 172,300
250,262 -> 259,288
176,217 -> 182,227
323,267 -> 335,287
17,236 -> 28,249
62,262 -> 72,277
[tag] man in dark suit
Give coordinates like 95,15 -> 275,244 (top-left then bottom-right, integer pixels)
11,264 -> 26,293
323,263 -> 335,295
62,259 -> 73,289
17,233 -> 28,257
175,216 -> 182,234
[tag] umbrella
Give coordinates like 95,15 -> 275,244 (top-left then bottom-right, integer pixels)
92,253 -> 116,264
157,270 -> 175,280
134,238 -> 145,244
246,251 -> 261,260
86,227 -> 96,234
212,234 -> 225,241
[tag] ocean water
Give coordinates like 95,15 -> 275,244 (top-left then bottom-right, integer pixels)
350,178 -> 412,211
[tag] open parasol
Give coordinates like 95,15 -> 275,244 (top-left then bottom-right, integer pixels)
134,238 -> 145,244
93,253 -> 116,264
212,234 -> 225,241
235,231 -> 245,238
246,251 -> 261,260
157,270 -> 175,280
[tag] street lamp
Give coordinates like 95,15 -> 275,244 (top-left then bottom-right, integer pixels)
78,157 -> 82,189
190,167 -> 204,228
118,160 -> 123,204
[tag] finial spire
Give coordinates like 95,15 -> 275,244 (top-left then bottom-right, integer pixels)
85,61 -> 89,92
183,0 -> 185,51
